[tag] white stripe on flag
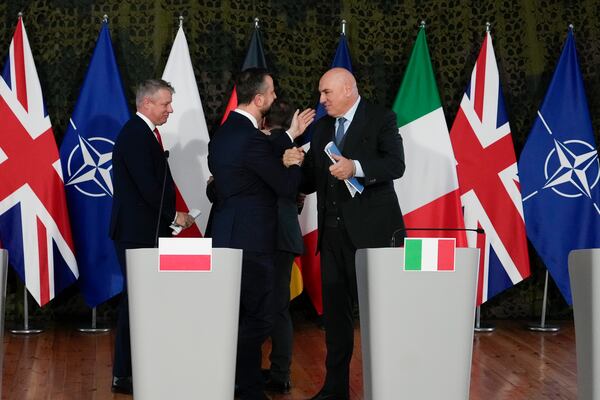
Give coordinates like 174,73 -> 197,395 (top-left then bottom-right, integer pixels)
421,238 -> 438,271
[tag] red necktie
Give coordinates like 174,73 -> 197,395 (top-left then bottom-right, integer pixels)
154,127 -> 164,151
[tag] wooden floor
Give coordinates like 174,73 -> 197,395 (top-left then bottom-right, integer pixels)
1,319 -> 577,399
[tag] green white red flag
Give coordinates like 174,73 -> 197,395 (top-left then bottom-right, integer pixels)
392,26 -> 467,247
404,238 -> 456,271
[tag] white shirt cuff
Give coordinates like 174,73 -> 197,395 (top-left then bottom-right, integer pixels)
285,131 -> 295,143
353,160 -> 364,177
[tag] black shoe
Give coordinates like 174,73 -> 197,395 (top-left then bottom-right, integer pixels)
264,377 -> 291,394
111,376 -> 133,395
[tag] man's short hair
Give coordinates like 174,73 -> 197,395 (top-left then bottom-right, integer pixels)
265,99 -> 294,130
236,68 -> 271,105
135,79 -> 175,107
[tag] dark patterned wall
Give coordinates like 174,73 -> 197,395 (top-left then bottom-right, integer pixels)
1,0 -> 599,320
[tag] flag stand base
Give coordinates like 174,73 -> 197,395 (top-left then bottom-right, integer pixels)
77,307 -> 110,333
474,324 -> 496,333
10,287 -> 44,335
528,270 -> 560,333
474,306 -> 496,333
10,327 -> 43,335
527,323 -> 560,332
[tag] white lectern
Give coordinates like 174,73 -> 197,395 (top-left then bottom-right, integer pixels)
0,249 -> 8,399
356,247 -> 479,400
569,248 -> 600,400
127,247 -> 242,400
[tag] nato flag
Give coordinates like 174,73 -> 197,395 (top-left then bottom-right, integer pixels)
59,20 -> 130,307
518,28 -> 600,304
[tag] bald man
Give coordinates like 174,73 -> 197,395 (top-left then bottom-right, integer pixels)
301,68 -> 406,400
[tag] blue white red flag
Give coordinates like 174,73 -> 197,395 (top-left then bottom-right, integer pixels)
58,20 -> 129,307
449,32 -> 531,304
0,16 -> 78,306
518,28 -> 600,305
298,33 -> 353,314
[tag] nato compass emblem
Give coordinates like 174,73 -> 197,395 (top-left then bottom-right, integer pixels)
522,112 -> 600,215
65,127 -> 115,198
542,139 -> 599,199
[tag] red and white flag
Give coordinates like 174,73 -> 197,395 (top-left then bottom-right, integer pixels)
449,32 -> 530,304
159,238 -> 212,272
161,25 -> 209,236
0,16 -> 78,306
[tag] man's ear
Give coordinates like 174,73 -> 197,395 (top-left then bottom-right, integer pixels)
252,93 -> 263,108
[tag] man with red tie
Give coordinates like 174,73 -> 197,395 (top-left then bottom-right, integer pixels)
109,79 -> 194,394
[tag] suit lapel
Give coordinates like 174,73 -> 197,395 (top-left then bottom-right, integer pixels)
341,100 -> 367,156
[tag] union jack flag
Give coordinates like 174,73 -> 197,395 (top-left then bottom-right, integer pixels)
449,32 -> 530,304
0,16 -> 78,306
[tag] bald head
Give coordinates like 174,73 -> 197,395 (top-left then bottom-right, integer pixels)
318,68 -> 359,117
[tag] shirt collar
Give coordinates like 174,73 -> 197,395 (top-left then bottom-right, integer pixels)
136,111 -> 156,132
339,96 -> 361,124
234,108 -> 259,129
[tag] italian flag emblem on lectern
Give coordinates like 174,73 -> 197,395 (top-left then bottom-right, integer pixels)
404,238 -> 456,271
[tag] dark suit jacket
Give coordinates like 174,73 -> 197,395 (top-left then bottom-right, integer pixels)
208,111 -> 302,253
302,99 -> 405,251
109,114 -> 175,245
268,129 -> 304,255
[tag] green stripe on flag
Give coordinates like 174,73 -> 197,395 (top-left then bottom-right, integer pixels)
392,27 -> 442,127
405,239 -> 422,270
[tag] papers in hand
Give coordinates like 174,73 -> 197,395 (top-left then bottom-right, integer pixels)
170,208 -> 202,236
324,141 -> 364,198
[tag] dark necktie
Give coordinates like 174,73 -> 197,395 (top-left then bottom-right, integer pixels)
154,127 -> 164,151
335,117 -> 347,145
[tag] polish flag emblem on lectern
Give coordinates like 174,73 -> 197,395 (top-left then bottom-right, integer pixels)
158,238 -> 212,272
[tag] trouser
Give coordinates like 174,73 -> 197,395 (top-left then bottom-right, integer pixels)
236,251 -> 275,400
112,240 -> 148,378
268,250 -> 294,382
319,225 -> 357,399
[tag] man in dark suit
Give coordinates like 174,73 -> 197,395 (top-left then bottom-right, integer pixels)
261,100 -> 305,394
109,79 -> 194,395
302,68 -> 406,400
208,69 -> 313,400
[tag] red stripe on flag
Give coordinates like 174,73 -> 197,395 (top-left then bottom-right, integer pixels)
403,190 -> 468,247
37,218 -> 50,305
300,229 -> 323,315
473,36 -> 487,121
220,86 -> 238,125
159,254 -> 211,271
476,222 -> 486,305
437,239 -> 455,271
13,19 -> 28,111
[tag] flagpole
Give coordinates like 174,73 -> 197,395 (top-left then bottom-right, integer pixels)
527,270 -> 560,332
70,14 -> 112,335
77,306 -> 110,333
526,25 -> 571,335
9,11 -> 43,336
10,286 -> 43,334
471,21 -> 499,334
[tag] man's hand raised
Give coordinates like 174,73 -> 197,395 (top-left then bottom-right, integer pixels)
287,108 -> 316,139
